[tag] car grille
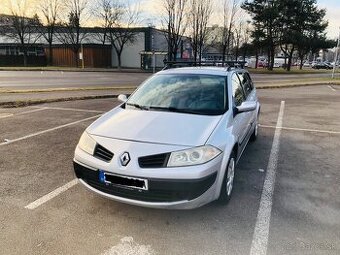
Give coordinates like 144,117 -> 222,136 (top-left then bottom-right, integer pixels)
73,162 -> 217,203
93,144 -> 114,162
138,153 -> 170,168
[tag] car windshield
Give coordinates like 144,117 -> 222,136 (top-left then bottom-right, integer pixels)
126,74 -> 227,115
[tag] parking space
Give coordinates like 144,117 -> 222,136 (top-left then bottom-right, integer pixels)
0,86 -> 339,255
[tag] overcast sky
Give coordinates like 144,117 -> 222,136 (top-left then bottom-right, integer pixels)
318,0 -> 340,39
1,0 -> 339,39
138,0 -> 339,40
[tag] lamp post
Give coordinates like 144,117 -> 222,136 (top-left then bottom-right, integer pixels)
332,27 -> 340,79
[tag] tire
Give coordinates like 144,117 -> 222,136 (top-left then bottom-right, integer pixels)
250,113 -> 259,142
218,154 -> 236,204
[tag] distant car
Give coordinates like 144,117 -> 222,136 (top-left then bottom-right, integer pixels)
303,62 -> 311,67
312,62 -> 333,70
73,67 -> 260,209
257,61 -> 267,68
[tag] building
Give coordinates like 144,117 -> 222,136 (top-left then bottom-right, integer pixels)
0,14 -> 191,69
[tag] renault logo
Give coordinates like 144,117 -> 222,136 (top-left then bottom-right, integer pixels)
120,152 -> 130,166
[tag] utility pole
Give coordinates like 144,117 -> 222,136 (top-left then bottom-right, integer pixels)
81,43 -> 85,69
332,27 -> 340,79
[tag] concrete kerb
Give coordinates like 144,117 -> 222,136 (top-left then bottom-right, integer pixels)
0,95 -> 119,108
256,81 -> 340,89
0,86 -> 137,94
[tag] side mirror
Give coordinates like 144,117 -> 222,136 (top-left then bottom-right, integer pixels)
236,101 -> 257,114
118,94 -> 128,103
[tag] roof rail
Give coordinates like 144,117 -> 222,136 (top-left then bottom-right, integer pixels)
162,60 -> 247,70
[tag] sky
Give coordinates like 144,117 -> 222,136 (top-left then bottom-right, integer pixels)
1,0 -> 339,39
318,0 -> 340,39
138,0 -> 340,40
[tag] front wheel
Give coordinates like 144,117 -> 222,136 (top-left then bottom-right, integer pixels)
218,154 -> 236,204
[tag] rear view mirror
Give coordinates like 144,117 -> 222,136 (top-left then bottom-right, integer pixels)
236,101 -> 257,114
118,94 -> 128,103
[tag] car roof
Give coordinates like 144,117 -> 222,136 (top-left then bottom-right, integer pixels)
157,67 -> 246,76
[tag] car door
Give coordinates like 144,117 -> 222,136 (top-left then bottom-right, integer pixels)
231,73 -> 249,159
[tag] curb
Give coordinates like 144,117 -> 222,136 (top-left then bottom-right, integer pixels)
0,86 -> 137,94
0,94 -> 118,108
256,81 -> 340,89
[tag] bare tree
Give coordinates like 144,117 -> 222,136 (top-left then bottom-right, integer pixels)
233,19 -> 249,61
189,0 -> 212,63
110,1 -> 140,69
221,0 -> 239,62
93,0 -> 121,45
2,0 -> 42,66
162,0 -> 187,61
39,0 -> 62,65
57,0 -> 88,67
95,0 -> 140,69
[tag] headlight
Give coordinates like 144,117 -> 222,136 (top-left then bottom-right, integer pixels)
167,145 -> 221,167
78,132 -> 96,155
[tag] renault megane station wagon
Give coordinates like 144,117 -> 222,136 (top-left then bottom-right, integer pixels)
73,67 -> 260,209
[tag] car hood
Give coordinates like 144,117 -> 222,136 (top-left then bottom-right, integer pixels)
87,107 -> 223,147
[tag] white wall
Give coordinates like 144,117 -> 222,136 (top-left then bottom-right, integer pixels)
111,32 -> 145,68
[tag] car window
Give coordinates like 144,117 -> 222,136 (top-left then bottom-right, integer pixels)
237,72 -> 253,98
232,73 -> 245,106
127,74 -> 227,115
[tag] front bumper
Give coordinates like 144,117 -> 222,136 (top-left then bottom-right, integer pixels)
74,161 -> 218,209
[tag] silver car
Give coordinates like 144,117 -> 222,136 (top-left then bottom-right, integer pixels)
73,67 -> 260,209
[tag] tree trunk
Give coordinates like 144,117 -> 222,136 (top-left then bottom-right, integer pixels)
74,50 -> 79,67
299,57 -> 303,70
49,42 -> 53,66
117,51 -> 122,70
255,50 -> 259,69
286,47 -> 294,71
222,44 -> 226,63
23,53 -> 28,67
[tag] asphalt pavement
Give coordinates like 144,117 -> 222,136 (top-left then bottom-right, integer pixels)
0,70 -> 336,90
0,85 -> 339,255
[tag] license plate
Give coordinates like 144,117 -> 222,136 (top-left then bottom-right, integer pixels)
99,170 -> 148,190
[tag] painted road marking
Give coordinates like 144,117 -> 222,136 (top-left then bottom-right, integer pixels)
25,179 -> 78,210
328,85 -> 337,92
0,113 -> 14,119
101,236 -> 155,255
0,114 -> 101,147
260,124 -> 340,135
250,101 -> 285,255
0,107 -> 47,119
41,106 -> 105,113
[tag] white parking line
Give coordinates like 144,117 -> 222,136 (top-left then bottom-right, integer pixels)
260,124 -> 340,135
41,106 -> 105,113
102,236 -> 155,255
0,114 -> 102,147
0,113 -> 14,119
0,107 -> 48,119
328,85 -> 337,92
250,101 -> 285,255
25,179 -> 78,210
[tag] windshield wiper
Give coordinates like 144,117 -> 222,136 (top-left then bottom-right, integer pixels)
126,103 -> 149,110
148,106 -> 202,114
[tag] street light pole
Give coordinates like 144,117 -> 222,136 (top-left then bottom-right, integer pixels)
332,27 -> 340,79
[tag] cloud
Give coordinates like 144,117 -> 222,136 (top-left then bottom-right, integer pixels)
318,0 -> 340,39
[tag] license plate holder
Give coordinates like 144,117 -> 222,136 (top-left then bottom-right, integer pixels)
99,170 -> 148,190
